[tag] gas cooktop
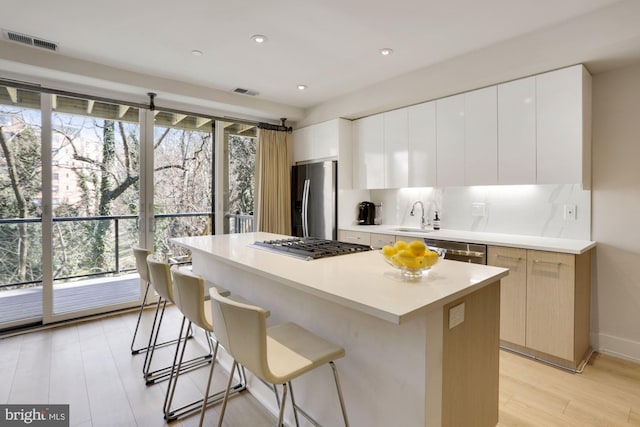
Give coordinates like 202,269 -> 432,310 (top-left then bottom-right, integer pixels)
250,237 -> 372,260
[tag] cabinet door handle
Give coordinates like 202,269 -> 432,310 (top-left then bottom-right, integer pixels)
496,254 -> 524,261
533,259 -> 563,266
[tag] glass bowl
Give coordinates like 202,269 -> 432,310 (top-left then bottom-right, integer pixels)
381,247 -> 445,279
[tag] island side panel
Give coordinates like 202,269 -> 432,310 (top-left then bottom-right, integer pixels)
442,280 -> 500,427
193,251 -> 431,427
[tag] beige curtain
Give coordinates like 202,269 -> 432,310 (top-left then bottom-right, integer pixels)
255,129 -> 292,235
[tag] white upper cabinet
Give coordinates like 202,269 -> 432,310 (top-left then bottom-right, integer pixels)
383,108 -> 409,188
436,94 -> 465,187
498,76 -> 537,184
352,114 -> 384,189
348,64 -> 591,190
292,126 -> 312,163
536,65 -> 591,187
465,86 -> 498,185
293,118 -> 352,188
293,119 -> 342,162
407,101 -> 437,187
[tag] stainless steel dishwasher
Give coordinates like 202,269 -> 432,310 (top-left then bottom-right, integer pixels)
424,238 -> 487,264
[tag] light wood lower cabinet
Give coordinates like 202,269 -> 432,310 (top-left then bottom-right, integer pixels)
487,246 -> 527,347
488,246 -> 591,370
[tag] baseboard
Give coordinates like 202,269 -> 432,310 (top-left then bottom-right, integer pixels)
591,332 -> 640,363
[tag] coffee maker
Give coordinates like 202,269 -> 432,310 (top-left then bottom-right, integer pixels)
358,201 -> 376,225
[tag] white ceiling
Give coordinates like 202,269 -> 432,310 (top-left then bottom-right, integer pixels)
1,0 -> 640,118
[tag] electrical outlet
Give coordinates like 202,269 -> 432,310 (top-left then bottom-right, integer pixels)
449,303 -> 465,329
564,204 -> 577,221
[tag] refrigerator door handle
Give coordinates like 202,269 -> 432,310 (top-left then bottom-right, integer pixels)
302,179 -> 310,238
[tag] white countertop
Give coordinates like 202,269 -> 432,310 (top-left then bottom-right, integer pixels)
172,232 -> 509,324
340,225 -> 596,254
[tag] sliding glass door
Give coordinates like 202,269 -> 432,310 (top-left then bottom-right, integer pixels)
152,111 -> 214,260
219,121 -> 256,234
49,95 -> 142,319
0,87 -> 237,331
0,86 -> 43,328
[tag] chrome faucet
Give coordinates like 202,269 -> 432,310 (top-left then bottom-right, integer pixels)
410,201 -> 428,229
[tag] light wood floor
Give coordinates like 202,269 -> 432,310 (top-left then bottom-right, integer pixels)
1,307 -> 639,427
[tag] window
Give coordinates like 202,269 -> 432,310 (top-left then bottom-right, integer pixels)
221,121 -> 256,234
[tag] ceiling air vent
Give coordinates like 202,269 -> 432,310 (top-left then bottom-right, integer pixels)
233,87 -> 259,96
3,29 -> 58,51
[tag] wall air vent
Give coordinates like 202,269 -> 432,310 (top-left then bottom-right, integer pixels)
233,87 -> 259,96
3,29 -> 58,51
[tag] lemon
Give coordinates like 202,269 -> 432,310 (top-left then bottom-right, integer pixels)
394,240 -> 408,251
396,249 -> 417,267
390,254 -> 403,267
408,240 -> 426,256
382,245 -> 397,259
424,250 -> 440,267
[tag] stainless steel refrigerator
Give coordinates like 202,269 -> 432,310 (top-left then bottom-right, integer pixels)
291,160 -> 337,240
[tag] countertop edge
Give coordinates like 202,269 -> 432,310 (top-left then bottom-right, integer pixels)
339,225 -> 596,254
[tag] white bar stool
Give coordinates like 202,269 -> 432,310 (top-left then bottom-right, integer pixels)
132,247 -> 193,382
209,288 -> 349,427
131,246 -> 185,363
145,256 -> 221,390
169,268 -> 247,425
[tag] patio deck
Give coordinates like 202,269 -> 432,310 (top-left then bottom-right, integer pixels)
0,274 -> 141,325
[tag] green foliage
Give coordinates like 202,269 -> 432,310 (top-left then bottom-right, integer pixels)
228,135 -> 255,214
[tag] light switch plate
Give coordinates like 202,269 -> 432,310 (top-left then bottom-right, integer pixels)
471,202 -> 486,217
449,302 -> 465,329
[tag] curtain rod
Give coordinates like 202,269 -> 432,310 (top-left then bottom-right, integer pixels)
0,78 -> 286,129
258,118 -> 293,133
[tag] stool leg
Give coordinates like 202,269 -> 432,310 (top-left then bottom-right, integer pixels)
278,383 -> 288,427
141,297 -> 163,376
198,338 -> 219,427
217,360 -> 237,427
330,361 -> 349,427
163,315 -> 187,417
166,319 -> 192,418
130,281 -> 151,354
287,381 -> 300,427
143,299 -> 168,378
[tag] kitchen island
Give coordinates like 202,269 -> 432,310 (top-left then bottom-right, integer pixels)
172,232 -> 509,427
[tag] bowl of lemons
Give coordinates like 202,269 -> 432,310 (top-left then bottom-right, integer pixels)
381,240 -> 443,279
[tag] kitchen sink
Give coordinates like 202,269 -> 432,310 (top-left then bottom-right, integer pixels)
392,227 -> 435,233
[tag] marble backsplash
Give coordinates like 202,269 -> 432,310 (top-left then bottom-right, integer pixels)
339,184 -> 591,240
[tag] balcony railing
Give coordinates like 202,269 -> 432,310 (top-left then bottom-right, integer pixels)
0,212 -> 213,290
226,213 -> 255,233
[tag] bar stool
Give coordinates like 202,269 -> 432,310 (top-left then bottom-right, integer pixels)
168,268 -> 246,424
145,256 -> 220,388
132,246 -> 184,362
209,287 -> 350,427
132,247 -> 190,382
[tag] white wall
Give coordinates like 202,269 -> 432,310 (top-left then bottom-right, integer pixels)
590,63 -> 640,361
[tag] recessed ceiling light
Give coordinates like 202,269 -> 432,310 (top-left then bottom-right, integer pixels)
297,85 -> 307,91
379,48 -> 394,56
251,34 -> 267,44
191,49 -> 203,56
